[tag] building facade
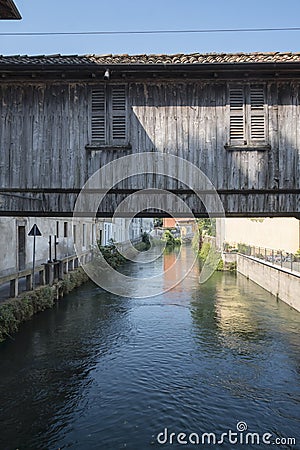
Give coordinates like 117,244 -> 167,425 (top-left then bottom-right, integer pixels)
0,53 -> 299,218
222,217 -> 300,253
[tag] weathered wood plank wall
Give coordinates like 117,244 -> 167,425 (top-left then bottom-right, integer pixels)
0,80 -> 299,216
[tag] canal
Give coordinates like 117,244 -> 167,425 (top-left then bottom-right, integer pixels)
0,246 -> 299,450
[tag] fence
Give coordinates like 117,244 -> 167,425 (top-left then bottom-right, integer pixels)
235,244 -> 300,274
0,251 -> 92,300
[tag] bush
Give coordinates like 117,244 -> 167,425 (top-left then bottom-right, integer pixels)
0,285 -> 54,343
198,242 -> 211,261
294,249 -> 300,261
237,243 -> 251,255
0,268 -> 89,343
98,239 -> 127,268
162,230 -> 181,248
198,242 -> 224,272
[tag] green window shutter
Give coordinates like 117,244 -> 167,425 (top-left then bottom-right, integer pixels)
250,85 -> 266,141
91,87 -> 106,142
229,87 -> 245,143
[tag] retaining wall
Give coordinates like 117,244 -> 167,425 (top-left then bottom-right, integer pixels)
237,254 -> 300,312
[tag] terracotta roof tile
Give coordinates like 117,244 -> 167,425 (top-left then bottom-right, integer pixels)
1,52 -> 300,66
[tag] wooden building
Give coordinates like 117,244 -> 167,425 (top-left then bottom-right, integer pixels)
0,0 -> 21,19
0,52 -> 299,217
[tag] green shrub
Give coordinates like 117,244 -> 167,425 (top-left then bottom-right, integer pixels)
228,261 -> 237,272
199,242 -> 211,261
0,285 -> 55,343
0,268 -> 88,343
97,240 -> 127,268
216,259 -> 224,271
162,230 -> 181,248
198,242 -> 223,272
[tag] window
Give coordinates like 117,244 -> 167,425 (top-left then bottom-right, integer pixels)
73,224 -> 76,244
228,84 -> 267,147
82,224 -> 86,247
56,221 -> 59,238
64,222 -> 68,238
91,85 -> 127,145
92,224 -> 96,244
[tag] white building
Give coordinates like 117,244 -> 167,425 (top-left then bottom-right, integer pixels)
220,217 -> 300,253
0,216 -> 153,277
0,217 -> 97,277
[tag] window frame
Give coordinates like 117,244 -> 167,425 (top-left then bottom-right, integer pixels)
90,84 -> 129,147
227,83 -> 269,150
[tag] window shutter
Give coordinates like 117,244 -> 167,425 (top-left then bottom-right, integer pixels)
250,86 -> 265,140
229,87 -> 245,142
111,86 -> 127,142
91,88 -> 106,142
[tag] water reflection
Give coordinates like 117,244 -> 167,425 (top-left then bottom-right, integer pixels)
0,246 -> 299,450
0,285 -> 133,449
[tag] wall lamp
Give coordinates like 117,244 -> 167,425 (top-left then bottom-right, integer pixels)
104,69 -> 110,80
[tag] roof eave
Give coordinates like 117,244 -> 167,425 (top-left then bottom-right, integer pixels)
1,61 -> 300,70
0,0 -> 22,19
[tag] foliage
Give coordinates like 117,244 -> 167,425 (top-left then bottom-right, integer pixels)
197,218 -> 216,237
98,239 -> 127,268
192,219 -> 215,251
216,258 -> 224,271
0,286 -> 54,343
198,242 -> 226,272
162,230 -> 181,248
0,267 -> 90,343
153,218 -> 163,227
294,249 -> 300,260
223,242 -> 238,253
237,243 -> 251,255
228,261 -> 237,272
199,242 -> 219,266
141,232 -> 151,250
198,242 -> 211,261
59,268 -> 89,294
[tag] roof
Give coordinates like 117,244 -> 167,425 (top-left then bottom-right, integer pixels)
1,52 -> 300,66
0,0 -> 21,19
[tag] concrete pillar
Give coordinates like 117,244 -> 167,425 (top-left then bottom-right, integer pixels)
58,261 -> 64,280
44,263 -> 55,285
10,278 -> 18,298
39,269 -> 45,286
64,261 -> 68,274
70,258 -> 75,271
26,274 -> 32,291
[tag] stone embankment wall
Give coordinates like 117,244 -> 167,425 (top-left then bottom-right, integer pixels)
237,254 -> 300,312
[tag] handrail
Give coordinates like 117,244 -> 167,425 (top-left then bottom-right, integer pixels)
235,244 -> 300,275
0,250 -> 92,299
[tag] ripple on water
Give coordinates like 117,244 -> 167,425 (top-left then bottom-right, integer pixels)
0,247 -> 299,450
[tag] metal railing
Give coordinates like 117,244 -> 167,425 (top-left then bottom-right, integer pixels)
236,244 -> 300,274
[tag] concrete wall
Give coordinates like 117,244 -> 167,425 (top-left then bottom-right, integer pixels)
223,218 -> 300,253
222,252 -> 237,264
0,217 -> 97,277
237,254 -> 300,312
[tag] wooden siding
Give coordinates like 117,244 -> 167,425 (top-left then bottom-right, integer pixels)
0,80 -> 299,216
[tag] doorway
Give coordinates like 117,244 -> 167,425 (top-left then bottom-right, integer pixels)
18,226 -> 26,271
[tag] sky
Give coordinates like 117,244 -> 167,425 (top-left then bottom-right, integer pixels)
1,0 -> 300,56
